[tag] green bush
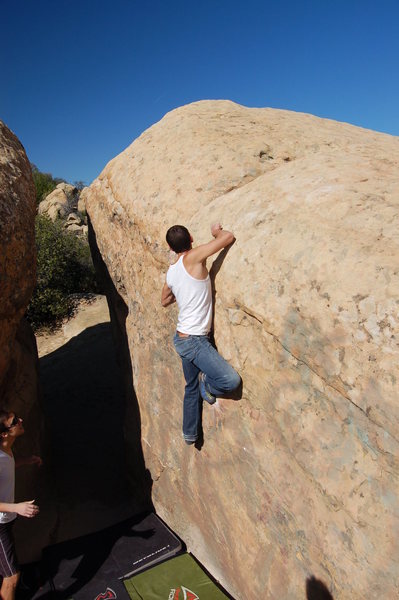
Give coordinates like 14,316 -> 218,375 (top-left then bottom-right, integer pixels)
26,215 -> 98,329
31,164 -> 64,205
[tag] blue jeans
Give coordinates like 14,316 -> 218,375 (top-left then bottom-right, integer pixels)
173,333 -> 241,441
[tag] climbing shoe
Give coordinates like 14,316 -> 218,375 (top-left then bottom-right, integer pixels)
184,438 -> 196,445
199,372 -> 216,405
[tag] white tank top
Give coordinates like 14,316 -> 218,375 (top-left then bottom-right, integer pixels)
0,450 -> 16,523
166,255 -> 212,335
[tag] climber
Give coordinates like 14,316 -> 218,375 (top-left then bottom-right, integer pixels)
0,410 -> 42,600
161,223 -> 241,444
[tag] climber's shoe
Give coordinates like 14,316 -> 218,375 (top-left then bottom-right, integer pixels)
199,372 -> 216,405
184,437 -> 197,445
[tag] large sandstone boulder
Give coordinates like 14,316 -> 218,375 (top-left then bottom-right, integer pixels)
0,121 -> 37,393
85,101 -> 399,600
0,122 -> 42,554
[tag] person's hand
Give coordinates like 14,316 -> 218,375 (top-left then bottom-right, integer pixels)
25,455 -> 43,467
15,455 -> 43,468
15,500 -> 39,518
211,223 -> 223,237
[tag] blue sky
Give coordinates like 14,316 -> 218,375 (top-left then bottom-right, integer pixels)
2,0 -> 399,185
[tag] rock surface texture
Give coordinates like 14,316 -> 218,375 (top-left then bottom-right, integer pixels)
85,101 -> 399,600
0,121 -> 42,547
38,182 -> 77,220
0,120 -> 37,399
38,183 -> 88,235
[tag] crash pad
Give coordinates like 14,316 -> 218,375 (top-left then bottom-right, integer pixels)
30,512 -> 181,599
124,553 -> 231,599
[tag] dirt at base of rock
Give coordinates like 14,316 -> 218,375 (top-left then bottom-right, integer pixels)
35,294 -> 110,358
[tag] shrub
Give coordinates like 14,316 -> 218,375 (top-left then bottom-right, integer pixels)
26,215 -> 98,329
31,163 -> 64,205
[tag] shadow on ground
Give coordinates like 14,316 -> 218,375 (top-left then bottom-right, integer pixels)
39,320 -> 152,542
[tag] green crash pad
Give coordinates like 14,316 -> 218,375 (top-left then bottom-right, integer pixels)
124,552 -> 230,599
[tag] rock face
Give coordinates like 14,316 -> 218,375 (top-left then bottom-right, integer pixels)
0,121 -> 41,534
77,185 -> 89,215
85,101 -> 399,600
38,182 -> 78,220
38,183 -> 88,236
0,121 -> 37,396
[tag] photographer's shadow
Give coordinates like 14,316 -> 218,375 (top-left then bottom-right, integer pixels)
306,576 -> 335,599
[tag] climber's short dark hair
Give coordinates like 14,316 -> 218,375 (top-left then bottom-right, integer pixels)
0,410 -> 10,435
166,225 -> 191,253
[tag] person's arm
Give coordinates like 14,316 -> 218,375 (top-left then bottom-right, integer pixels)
15,455 -> 42,468
185,223 -> 235,266
0,499 -> 39,518
161,282 -> 176,307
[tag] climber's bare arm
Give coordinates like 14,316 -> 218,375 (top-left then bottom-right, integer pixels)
161,282 -> 176,307
15,455 -> 42,468
185,223 -> 235,266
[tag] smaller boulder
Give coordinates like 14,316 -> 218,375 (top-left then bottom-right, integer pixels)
38,183 -> 78,221
65,223 -> 84,234
66,212 -> 82,224
77,187 -> 89,215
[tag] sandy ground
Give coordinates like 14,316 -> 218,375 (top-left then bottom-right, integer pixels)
36,295 -> 111,358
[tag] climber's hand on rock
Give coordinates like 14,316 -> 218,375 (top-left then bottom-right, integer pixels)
211,223 -> 223,237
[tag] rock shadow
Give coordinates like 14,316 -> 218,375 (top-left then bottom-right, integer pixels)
18,514 -> 155,599
209,243 -> 243,402
34,221 -> 154,549
209,245 -> 233,340
306,576 -> 335,599
40,322 -> 137,512
88,218 -> 153,514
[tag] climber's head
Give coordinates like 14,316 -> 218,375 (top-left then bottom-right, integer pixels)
166,225 -> 193,253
